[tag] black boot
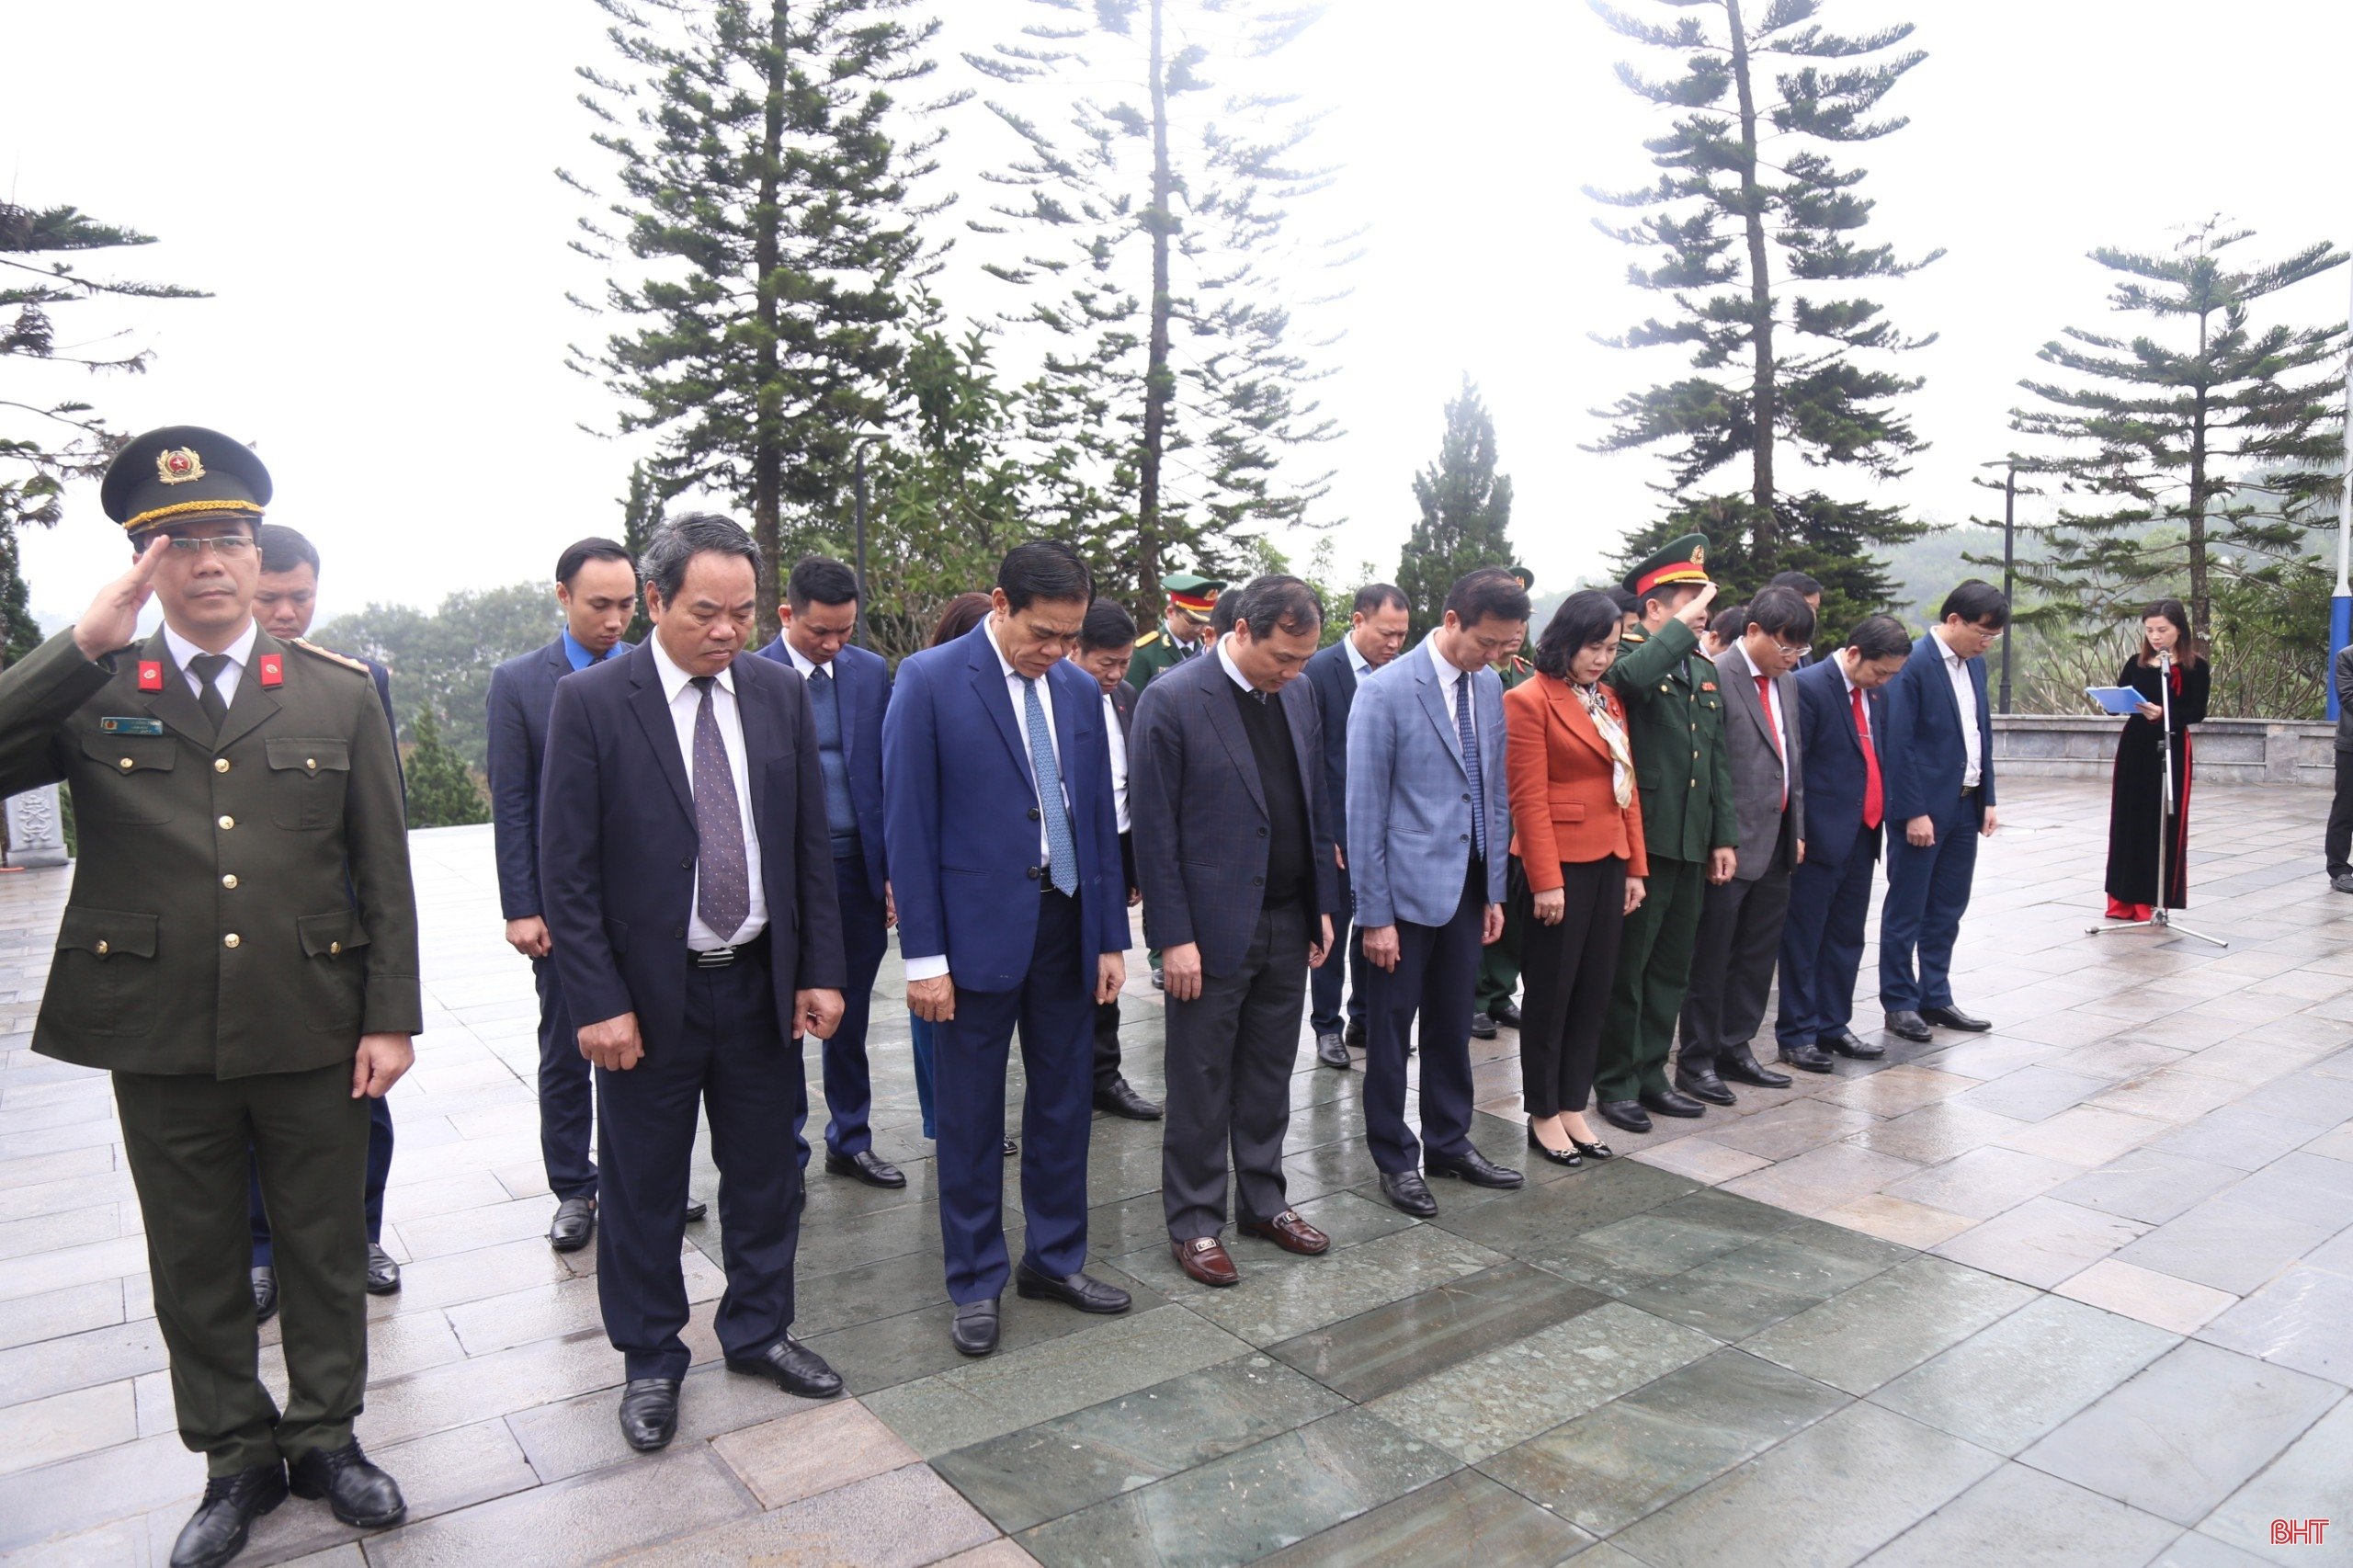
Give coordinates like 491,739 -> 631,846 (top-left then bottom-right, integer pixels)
169,1462 -> 287,1568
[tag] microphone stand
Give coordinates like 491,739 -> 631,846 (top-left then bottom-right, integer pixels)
2086,647 -> 2226,948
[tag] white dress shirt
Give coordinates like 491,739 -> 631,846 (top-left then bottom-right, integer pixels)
1425,633 -> 1470,733
164,619 -> 259,702
1217,641 -> 1256,695
1102,690 -> 1130,835
1345,631 -> 1374,681
1733,642 -> 1790,804
648,637 -> 768,950
779,641 -> 824,679
1930,628 -> 1983,788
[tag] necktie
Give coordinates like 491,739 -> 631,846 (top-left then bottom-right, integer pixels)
688,676 -> 751,942
1852,685 -> 1883,830
189,653 -> 232,733
1756,675 -> 1786,810
1454,673 -> 1486,860
1023,676 -> 1079,895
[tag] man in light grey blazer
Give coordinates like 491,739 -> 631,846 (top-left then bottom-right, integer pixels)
1677,585 -> 1816,1105
1347,568 -> 1529,1217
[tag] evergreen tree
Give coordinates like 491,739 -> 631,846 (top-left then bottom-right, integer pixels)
404,706 -> 489,828
1396,380 -> 1515,636
965,0 -> 1351,615
617,460 -> 662,644
2007,221 -> 2347,638
1586,0 -> 1936,616
563,0 -> 954,626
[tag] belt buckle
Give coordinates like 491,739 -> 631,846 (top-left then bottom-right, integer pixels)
695,946 -> 735,970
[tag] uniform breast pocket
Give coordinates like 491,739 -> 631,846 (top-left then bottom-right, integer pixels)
51,906 -> 160,1037
266,739 -> 351,831
75,736 -> 176,825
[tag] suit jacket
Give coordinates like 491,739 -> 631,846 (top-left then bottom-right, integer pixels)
1345,641 -> 1509,929
1503,672 -> 1648,885
1794,657 -> 1885,869
1302,637 -> 1361,856
1129,653 -> 1341,976
486,638 -> 612,922
1881,631 -> 1997,832
1713,647 -> 1806,881
881,619 -> 1130,994
538,642 -> 847,1048
757,635 -> 892,891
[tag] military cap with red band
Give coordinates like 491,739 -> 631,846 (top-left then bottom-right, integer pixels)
1623,533 -> 1712,598
97,426 -> 272,538
1161,571 -> 1224,624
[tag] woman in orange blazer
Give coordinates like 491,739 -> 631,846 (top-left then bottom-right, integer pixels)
1506,590 -> 1648,1166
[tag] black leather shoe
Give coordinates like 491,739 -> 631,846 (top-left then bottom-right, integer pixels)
1821,1029 -> 1885,1060
251,1266 -> 278,1323
1525,1124 -> 1583,1168
1598,1099 -> 1653,1135
549,1195 -> 597,1253
1470,1011 -> 1499,1040
1315,1031 -> 1351,1070
1920,1005 -> 1992,1032
1427,1146 -> 1525,1189
287,1440 -> 405,1529
1015,1263 -> 1132,1313
1343,1018 -> 1366,1048
952,1298 -> 1000,1357
1884,1010 -> 1934,1043
1150,965 -> 1165,991
1720,1049 -> 1792,1088
365,1244 -> 401,1296
824,1149 -> 908,1188
1569,1134 -> 1615,1161
617,1378 -> 681,1451
685,1199 -> 708,1221
1379,1169 -> 1438,1217
1492,999 -> 1523,1029
1779,1043 -> 1836,1074
170,1461 -> 286,1568
727,1336 -> 843,1399
1640,1087 -> 1707,1119
1094,1078 -> 1163,1119
1675,1069 -> 1737,1107
1002,1136 -> 1019,1158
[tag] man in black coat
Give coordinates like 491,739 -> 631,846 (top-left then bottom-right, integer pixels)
539,514 -> 849,1452
1300,583 -> 1411,1068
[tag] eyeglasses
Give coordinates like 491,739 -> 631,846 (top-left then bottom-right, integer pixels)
163,536 -> 256,558
1775,641 -> 1812,660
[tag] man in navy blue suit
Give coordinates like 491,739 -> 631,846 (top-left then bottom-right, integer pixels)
883,540 -> 1133,1358
540,513 -> 849,1452
1879,581 -> 2007,1044
1775,615 -> 1910,1071
1301,583 -> 1410,1070
756,555 -> 904,1189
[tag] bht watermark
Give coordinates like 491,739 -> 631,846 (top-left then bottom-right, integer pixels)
2273,1519 -> 2331,1546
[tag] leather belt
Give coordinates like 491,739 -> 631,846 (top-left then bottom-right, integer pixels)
689,930 -> 769,970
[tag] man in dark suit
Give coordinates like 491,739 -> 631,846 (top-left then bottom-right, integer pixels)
1302,583 -> 1411,1070
883,540 -> 1133,1358
1070,598 -> 1159,1120
756,556 -> 904,1188
540,513 -> 849,1452
1132,576 -> 1341,1286
485,538 -> 695,1255
1675,586 -> 1812,1107
1879,580 -> 2008,1043
1777,615 -> 1910,1069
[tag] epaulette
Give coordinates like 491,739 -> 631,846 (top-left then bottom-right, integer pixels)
1135,629 -> 1163,648
291,639 -> 373,676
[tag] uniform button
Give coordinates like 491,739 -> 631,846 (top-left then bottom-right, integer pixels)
118,757 -> 133,771
305,757 -> 317,771
95,939 -> 109,957
223,933 -> 241,949
213,758 -> 231,774
222,874 -> 238,890
218,815 -> 235,831
330,941 -> 341,956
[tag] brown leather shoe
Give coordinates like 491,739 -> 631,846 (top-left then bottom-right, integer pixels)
1171,1234 -> 1241,1286
1237,1209 -> 1331,1256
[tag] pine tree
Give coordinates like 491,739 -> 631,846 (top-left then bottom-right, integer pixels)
1396,380 -> 1515,637
1586,0 -> 1936,621
563,0 -> 955,626
2007,221 -> 2347,639
964,0 -> 1351,615
617,460 -> 662,644
404,706 -> 489,829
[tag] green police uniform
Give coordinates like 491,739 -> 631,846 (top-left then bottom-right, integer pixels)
1125,573 -> 1223,695
1596,544 -> 1736,1107
1476,651 -> 1537,1020
0,428 -> 421,1482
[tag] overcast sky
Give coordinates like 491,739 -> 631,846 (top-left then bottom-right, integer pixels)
6,0 -> 2348,627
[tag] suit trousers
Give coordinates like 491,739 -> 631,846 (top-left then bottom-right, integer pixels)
1516,858 -> 1627,1118
1880,800 -> 1983,1013
534,954 -> 597,1201
1777,830 -> 1880,1049
595,944 -> 804,1381
250,1096 -> 392,1266
935,887 -> 1096,1303
1595,855 -> 1709,1103
1362,859 -> 1484,1174
1162,903 -> 1310,1238
1094,832 -> 1136,1092
818,852 -> 891,1158
2328,751 -> 2353,878
116,1061 -> 369,1475
1308,862 -> 1366,1037
1679,821 -> 1795,1068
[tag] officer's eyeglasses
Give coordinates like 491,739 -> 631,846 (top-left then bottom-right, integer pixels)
163,537 -> 256,559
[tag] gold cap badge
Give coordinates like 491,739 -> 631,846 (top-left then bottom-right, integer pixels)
155,448 -> 206,486
1691,544 -> 1707,568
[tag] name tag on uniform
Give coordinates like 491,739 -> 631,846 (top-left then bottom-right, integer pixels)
99,717 -> 166,736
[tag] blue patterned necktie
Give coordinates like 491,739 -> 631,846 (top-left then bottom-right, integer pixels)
1023,675 -> 1079,895
689,676 -> 751,940
1455,671 -> 1486,860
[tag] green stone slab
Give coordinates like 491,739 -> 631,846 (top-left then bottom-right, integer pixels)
1267,1260 -> 1608,1403
1254,1470 -> 1594,1567
1870,1293 -> 2179,1455
1619,1226 -> 1909,1340
1738,1256 -> 2038,1395
1435,1155 -> 1698,1256
1152,1224 -> 1509,1346
805,1259 -> 1165,1398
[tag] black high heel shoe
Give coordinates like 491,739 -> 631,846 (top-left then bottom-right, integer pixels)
1526,1123 -> 1584,1168
1564,1130 -> 1614,1161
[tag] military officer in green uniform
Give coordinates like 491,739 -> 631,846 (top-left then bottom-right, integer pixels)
1474,566 -> 1537,1038
1594,536 -> 1734,1135
0,428 -> 421,1568
1124,572 -> 1223,694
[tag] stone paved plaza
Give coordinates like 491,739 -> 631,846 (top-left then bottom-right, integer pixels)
3,777 -> 2352,1566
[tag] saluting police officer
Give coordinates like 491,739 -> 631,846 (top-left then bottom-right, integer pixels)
0,428 -> 421,1568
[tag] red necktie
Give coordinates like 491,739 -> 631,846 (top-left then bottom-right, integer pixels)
1756,676 -> 1786,809
1852,685 -> 1883,829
